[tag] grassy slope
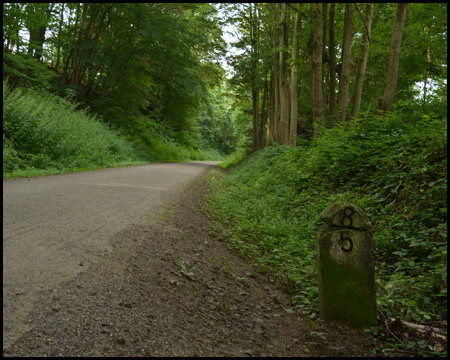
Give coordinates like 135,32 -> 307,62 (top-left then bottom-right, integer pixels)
3,82 -> 222,178
207,114 -> 447,326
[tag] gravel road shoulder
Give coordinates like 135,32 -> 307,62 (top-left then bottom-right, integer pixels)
4,169 -> 374,357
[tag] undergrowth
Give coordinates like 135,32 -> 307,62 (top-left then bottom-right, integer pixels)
3,81 -> 222,177
207,112 -> 446,350
3,81 -> 145,176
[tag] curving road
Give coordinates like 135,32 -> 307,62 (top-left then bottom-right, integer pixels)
2,161 -> 219,351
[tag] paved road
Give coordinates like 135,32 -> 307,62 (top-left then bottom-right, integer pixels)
2,162 -> 219,351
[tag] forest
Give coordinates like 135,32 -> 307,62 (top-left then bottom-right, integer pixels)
3,3 -> 447,356
4,3 -> 236,175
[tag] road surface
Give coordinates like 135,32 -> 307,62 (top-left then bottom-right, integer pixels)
2,161 -> 219,351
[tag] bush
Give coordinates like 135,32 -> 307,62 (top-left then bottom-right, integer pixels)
207,113 -> 447,323
3,50 -> 56,89
3,81 -> 142,175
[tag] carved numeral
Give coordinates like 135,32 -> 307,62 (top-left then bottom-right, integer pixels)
340,232 -> 353,253
340,206 -> 354,227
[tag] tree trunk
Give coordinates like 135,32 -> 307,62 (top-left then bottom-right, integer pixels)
71,3 -> 89,86
250,4 -> 260,151
266,5 -> 277,146
255,7 -> 261,150
279,3 -> 290,145
423,42 -> 431,103
267,64 -> 275,145
322,3 -> 328,120
28,26 -> 46,61
71,3 -> 105,87
55,3 -> 65,70
328,3 -> 336,120
274,56 -> 280,143
378,3 -> 408,114
337,3 -> 354,122
62,4 -> 81,85
27,3 -> 53,61
311,3 -> 325,136
260,71 -> 268,148
267,63 -> 275,145
289,4 -> 301,147
351,3 -> 374,120
273,5 -> 281,143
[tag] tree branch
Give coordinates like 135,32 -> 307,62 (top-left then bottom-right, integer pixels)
355,3 -> 371,44
286,3 -> 308,20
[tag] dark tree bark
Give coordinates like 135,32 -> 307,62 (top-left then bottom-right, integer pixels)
337,3 -> 354,122
311,3 -> 325,136
351,3 -> 374,120
328,3 -> 336,119
279,3 -> 290,145
378,3 -> 408,114
289,4 -> 301,146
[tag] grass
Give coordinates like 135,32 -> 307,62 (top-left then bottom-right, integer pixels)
217,148 -> 246,169
206,113 -> 447,328
3,81 -> 144,176
2,160 -> 148,179
3,81 -> 223,178
127,115 -> 223,164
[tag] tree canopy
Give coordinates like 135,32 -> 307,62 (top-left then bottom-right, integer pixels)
219,3 -> 447,148
3,3 -> 237,155
4,3 -> 447,152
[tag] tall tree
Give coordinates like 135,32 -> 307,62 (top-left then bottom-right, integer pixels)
274,4 -> 281,143
279,3 -> 290,145
54,3 -> 65,70
259,70 -> 268,149
378,3 -> 408,114
273,4 -> 281,144
350,3 -> 374,120
250,4 -> 260,150
3,3 -> 27,52
328,3 -> 337,119
70,3 -> 109,88
337,3 -> 354,122
25,3 -> 53,61
266,4 -> 278,145
310,3 -> 325,135
289,4 -> 301,147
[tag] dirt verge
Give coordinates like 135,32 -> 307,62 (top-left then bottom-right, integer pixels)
4,169 -> 374,357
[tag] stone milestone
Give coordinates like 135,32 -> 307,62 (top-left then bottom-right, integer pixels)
316,202 -> 377,328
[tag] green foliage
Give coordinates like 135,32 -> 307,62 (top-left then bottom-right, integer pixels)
3,50 -> 56,89
3,81 -> 143,176
177,257 -> 196,281
116,113 -> 224,163
197,85 -> 241,155
219,149 -> 247,169
207,111 -> 447,324
3,81 -> 224,177
3,3 -> 230,164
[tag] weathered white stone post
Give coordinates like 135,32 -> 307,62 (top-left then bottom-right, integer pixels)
316,202 -> 377,328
